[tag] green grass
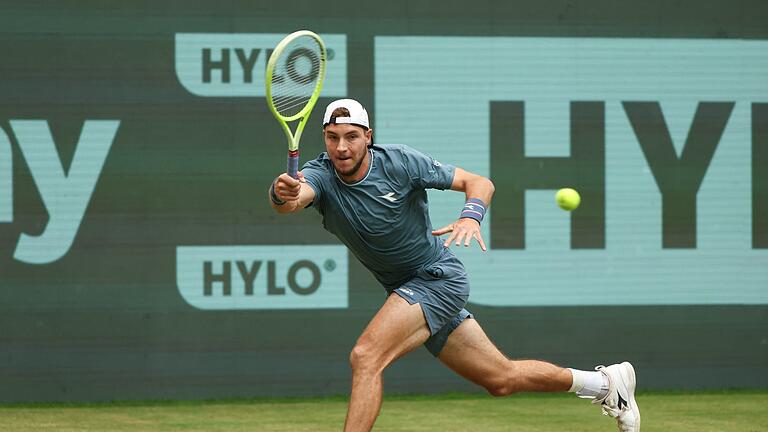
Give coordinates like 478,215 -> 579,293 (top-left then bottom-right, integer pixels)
0,391 -> 766,431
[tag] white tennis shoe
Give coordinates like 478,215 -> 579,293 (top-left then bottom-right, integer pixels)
593,362 -> 641,432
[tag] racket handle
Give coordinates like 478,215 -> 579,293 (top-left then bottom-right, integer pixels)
287,150 -> 300,179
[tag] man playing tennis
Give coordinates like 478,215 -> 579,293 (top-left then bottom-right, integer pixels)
268,99 -> 640,432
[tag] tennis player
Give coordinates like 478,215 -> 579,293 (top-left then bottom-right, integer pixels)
268,99 -> 640,432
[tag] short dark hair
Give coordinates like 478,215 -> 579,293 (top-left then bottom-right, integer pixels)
330,107 -> 350,121
325,107 -> 369,130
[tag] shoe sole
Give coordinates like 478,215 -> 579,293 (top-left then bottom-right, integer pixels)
621,361 -> 641,431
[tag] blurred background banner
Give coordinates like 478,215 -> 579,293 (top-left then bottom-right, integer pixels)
0,0 -> 766,403
376,36 -> 768,305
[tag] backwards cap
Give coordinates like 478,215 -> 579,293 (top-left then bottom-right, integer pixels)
322,99 -> 370,129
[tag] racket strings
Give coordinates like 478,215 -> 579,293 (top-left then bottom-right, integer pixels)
274,94 -> 311,113
269,35 -> 324,118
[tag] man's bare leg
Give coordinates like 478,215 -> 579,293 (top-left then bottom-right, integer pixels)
438,318 -> 571,395
344,294 -> 431,432
439,318 -> 641,431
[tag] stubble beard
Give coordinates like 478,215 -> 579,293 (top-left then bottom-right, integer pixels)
334,152 -> 366,179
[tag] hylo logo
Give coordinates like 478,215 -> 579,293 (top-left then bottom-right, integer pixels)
203,259 -> 326,296
177,245 -> 348,310
175,33 -> 347,97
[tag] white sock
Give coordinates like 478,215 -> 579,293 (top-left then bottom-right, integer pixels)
568,368 -> 609,399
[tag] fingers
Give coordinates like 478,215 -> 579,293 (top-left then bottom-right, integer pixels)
453,230 -> 471,248
431,224 -> 459,248
275,172 -> 302,201
444,228 -> 459,248
474,231 -> 487,252
431,224 -> 454,236
278,172 -> 301,187
435,219 -> 488,251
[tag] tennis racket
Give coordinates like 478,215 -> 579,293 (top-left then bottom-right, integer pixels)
265,30 -> 327,179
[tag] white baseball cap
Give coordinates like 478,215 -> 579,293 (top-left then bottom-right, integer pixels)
322,99 -> 370,129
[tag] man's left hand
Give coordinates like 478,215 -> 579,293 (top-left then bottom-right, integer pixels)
431,218 -> 487,251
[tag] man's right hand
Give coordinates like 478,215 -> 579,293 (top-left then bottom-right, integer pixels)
272,172 -> 305,203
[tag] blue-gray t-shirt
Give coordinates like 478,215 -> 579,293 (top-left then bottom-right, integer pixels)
301,144 -> 456,290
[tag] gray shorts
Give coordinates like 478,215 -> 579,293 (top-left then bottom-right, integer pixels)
390,248 -> 473,357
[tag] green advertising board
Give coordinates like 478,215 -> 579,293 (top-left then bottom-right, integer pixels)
0,0 -> 766,402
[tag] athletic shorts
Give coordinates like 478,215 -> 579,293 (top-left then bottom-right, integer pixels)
390,248 -> 473,357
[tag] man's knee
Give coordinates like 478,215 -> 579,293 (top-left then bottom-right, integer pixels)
349,342 -> 383,375
482,369 -> 518,397
485,381 -> 515,397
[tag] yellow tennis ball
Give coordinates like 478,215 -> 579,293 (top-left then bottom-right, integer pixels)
556,188 -> 581,211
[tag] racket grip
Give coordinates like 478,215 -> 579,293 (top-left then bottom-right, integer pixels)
287,150 -> 300,179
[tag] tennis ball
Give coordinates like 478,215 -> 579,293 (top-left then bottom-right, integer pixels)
555,188 -> 581,211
